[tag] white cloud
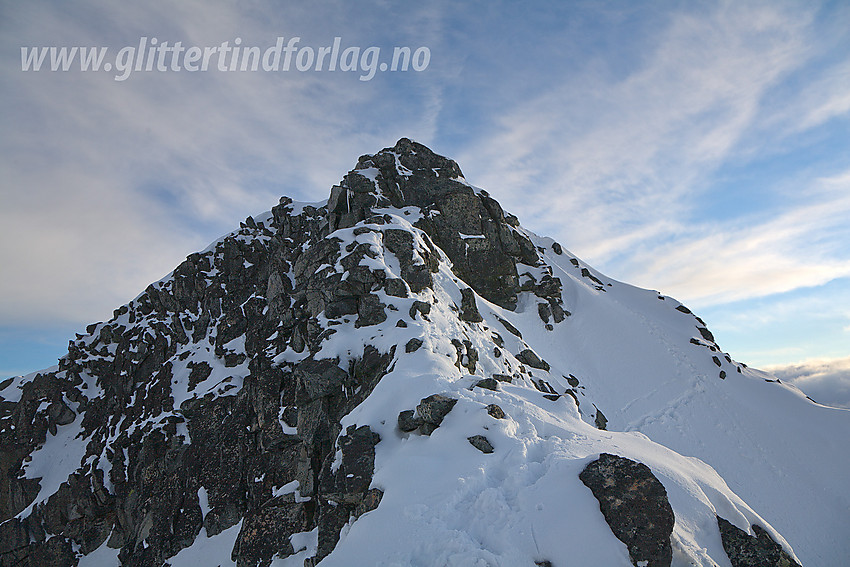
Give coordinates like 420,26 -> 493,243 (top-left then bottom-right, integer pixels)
453,2 -> 850,313
764,56 -> 850,135
1,0 -> 848,381
765,356 -> 850,409
709,285 -> 850,333
0,0 -> 448,327
460,1 -> 812,240
618,170 -> 850,306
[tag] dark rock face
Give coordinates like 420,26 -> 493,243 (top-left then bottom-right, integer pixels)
593,405 -> 608,431
415,394 -> 458,435
467,435 -> 494,454
397,409 -> 422,432
0,197 -> 395,566
579,453 -> 675,567
315,425 -> 382,561
232,497 -> 308,567
516,348 -> 551,371
717,517 -> 802,567
459,288 -> 483,322
326,138 -> 568,314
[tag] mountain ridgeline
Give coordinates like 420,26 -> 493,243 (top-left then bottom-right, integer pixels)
2,139 -> 848,566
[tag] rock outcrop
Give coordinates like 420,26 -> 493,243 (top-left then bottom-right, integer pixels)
717,517 -> 802,567
579,453 -> 675,567
0,193 -> 397,565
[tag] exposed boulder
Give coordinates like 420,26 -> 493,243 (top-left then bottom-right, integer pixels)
486,404 -> 506,419
697,327 -> 715,342
405,338 -> 423,353
516,348 -> 551,371
459,288 -> 483,322
579,453 -> 675,567
593,405 -> 608,430
717,517 -> 802,567
409,300 -> 431,320
467,435 -> 494,454
397,409 -> 422,432
415,394 -> 458,435
473,378 -> 499,391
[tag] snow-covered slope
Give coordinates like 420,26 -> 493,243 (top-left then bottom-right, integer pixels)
1,139 -> 846,567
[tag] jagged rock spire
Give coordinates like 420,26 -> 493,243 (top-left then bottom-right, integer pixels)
329,138 -> 547,310
328,138 -> 464,230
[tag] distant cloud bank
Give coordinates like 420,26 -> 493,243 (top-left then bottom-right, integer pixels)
766,356 -> 850,409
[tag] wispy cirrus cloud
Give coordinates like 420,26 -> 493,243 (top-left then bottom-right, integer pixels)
454,1 -> 850,312
619,169 -> 850,306
459,1 -> 814,250
0,0 -> 450,327
439,2 -> 850,374
2,0 -> 848,374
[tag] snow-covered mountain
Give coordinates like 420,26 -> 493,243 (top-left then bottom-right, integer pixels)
1,139 -> 847,567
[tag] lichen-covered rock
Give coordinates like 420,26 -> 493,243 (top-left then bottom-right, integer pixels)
717,517 -> 802,567
486,404 -> 506,419
320,425 -> 381,503
415,394 -> 458,435
397,409 -> 422,432
314,425 -> 381,562
579,453 -> 675,567
232,496 -> 308,567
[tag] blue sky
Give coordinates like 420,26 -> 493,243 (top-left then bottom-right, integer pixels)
2,1 -> 849,398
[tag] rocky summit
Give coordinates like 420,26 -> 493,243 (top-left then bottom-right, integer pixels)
1,139 -> 848,566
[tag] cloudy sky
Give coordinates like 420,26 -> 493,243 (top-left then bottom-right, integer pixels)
2,1 -> 849,403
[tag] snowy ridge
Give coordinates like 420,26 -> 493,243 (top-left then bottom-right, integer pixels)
1,139 -> 847,567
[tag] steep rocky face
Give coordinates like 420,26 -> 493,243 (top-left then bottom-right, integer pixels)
0,139 -> 811,567
0,139 -> 555,566
0,197 -> 397,566
329,138 -> 563,313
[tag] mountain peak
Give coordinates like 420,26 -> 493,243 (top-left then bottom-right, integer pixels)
329,139 -> 544,309
2,140 -> 845,567
357,137 -> 465,183
329,138 -> 465,227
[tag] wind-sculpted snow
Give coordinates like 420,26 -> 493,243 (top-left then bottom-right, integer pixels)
1,139 -> 846,566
